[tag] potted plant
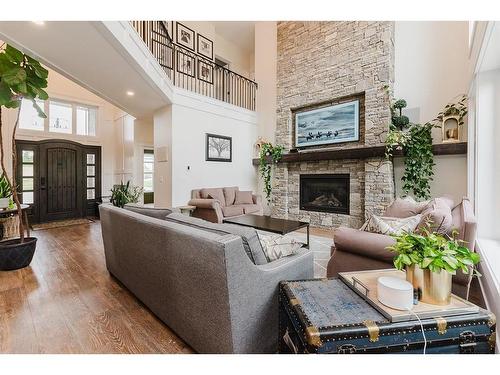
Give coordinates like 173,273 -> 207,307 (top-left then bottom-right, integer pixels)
388,230 -> 480,305
0,44 -> 49,270
0,173 -> 12,209
110,180 -> 143,208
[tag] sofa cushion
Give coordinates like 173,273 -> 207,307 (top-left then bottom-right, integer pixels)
258,233 -> 302,262
234,190 -> 253,205
164,213 -> 268,265
384,196 -> 428,218
238,204 -> 260,214
417,197 -> 453,234
201,188 -> 225,206
222,205 -> 244,217
334,227 -> 395,263
223,186 -> 238,206
124,204 -> 172,220
361,214 -> 422,236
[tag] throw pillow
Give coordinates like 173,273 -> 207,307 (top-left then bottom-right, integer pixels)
164,213 -> 268,265
362,214 -> 422,236
384,196 -> 429,218
417,198 -> 453,234
258,232 -> 302,262
234,191 -> 253,205
200,188 -> 225,206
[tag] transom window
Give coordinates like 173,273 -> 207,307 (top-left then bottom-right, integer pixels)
19,98 -> 97,137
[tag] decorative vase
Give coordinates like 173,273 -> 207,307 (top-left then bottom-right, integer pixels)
0,197 -> 9,209
406,264 -> 452,305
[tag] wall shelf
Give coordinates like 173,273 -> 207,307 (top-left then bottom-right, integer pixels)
252,142 -> 467,165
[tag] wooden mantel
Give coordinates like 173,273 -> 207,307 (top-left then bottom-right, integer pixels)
252,142 -> 467,165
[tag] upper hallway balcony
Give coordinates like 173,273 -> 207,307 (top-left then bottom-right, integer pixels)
130,21 -> 258,111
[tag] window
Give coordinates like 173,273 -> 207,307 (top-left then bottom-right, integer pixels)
77,106 -> 97,136
21,150 -> 35,204
143,150 -> 154,192
19,99 -> 44,131
86,153 -> 96,200
19,98 -> 97,137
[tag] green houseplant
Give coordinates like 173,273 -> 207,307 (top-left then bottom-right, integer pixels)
0,173 -> 12,209
110,181 -> 143,208
258,142 -> 284,203
388,230 -> 480,305
0,44 -> 49,270
384,86 -> 436,200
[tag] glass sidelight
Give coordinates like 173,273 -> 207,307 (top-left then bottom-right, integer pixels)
86,153 -> 96,200
21,150 -> 35,204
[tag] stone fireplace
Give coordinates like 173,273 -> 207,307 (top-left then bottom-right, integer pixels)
300,174 -> 350,215
271,21 -> 396,228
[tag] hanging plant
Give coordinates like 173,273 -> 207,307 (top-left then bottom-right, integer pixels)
384,86 -> 436,200
258,142 -> 284,203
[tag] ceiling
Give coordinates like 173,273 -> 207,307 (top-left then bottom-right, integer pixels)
213,21 -> 255,54
0,21 -> 170,118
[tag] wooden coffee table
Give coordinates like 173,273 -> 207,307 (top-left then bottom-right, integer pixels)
223,214 -> 310,248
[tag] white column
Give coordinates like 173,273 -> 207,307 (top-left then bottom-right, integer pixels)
153,105 -> 173,208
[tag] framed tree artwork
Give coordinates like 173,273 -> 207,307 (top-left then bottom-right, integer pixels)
206,133 -> 232,162
197,34 -> 214,60
176,22 -> 195,51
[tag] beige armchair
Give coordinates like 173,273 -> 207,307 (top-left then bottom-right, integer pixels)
188,186 -> 263,223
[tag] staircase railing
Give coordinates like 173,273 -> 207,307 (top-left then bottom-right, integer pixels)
130,21 -> 258,111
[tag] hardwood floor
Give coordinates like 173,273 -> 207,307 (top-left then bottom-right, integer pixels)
0,221 -> 193,354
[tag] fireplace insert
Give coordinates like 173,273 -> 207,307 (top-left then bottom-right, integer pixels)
299,174 -> 350,214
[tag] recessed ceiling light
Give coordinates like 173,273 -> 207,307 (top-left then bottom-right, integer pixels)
126,91 -> 135,96
32,21 -> 45,26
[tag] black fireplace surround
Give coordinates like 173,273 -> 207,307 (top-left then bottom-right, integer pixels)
299,174 -> 350,215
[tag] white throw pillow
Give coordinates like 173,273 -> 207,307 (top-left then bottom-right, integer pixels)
361,214 -> 422,236
258,233 -> 302,262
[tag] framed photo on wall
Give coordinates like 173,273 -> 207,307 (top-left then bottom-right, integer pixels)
176,50 -> 195,77
198,60 -> 214,84
197,34 -> 214,60
294,100 -> 360,148
176,22 -> 195,51
206,133 -> 232,162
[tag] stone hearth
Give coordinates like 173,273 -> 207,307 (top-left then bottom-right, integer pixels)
271,21 -> 395,228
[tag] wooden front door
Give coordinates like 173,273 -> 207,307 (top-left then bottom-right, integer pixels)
39,143 -> 82,222
16,139 -> 101,223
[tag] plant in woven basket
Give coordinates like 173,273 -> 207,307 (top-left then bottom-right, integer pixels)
0,44 -> 49,242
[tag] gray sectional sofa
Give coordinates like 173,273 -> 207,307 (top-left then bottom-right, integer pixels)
99,204 -> 313,353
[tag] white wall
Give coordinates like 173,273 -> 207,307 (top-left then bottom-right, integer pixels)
394,21 -> 469,203
167,89 -> 258,207
153,106 -> 173,208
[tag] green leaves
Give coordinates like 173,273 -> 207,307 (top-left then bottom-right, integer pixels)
258,142 -> 284,202
389,230 -> 481,276
0,44 -> 49,114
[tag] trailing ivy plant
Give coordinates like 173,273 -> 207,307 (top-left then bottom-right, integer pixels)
384,86 -> 436,200
258,142 -> 284,203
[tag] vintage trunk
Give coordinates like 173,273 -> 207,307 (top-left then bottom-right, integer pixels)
279,279 -> 496,354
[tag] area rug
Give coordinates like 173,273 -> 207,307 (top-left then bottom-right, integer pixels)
32,218 -> 94,231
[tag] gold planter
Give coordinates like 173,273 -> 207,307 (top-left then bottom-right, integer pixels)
406,265 -> 452,305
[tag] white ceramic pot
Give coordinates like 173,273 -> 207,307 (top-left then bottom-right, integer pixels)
0,198 -> 9,209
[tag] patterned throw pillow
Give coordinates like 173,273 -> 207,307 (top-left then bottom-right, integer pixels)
258,233 -> 302,262
361,214 -> 422,236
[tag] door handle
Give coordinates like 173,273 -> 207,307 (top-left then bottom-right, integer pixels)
40,177 -> 46,190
